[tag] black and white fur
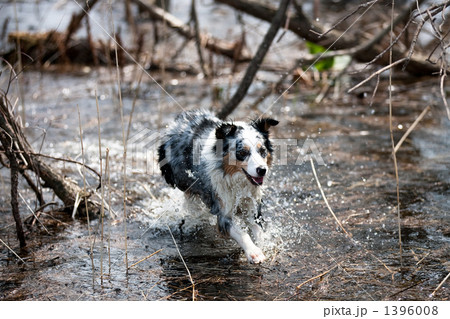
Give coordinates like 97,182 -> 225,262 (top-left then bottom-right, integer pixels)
158,110 -> 278,263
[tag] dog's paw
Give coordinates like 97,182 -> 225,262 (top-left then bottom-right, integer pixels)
245,247 -> 266,264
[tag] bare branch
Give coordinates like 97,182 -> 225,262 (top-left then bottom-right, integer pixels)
348,58 -> 407,93
217,0 -> 291,119
131,0 -> 252,62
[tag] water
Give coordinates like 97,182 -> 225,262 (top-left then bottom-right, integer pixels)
1,1 -> 449,301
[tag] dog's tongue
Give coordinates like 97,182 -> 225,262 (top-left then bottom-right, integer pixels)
252,176 -> 264,185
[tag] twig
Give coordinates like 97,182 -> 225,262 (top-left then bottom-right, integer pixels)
296,264 -> 338,291
77,105 -> 95,287
440,71 -> 449,120
131,0 -> 251,62
222,0 -> 443,75
389,279 -> 429,298
431,272 -> 450,297
316,0 -> 378,38
0,153 -> 45,206
365,0 -> 427,67
1,82 -> 98,210
129,249 -> 163,268
126,54 -> 148,143
394,105 -> 431,153
348,58 -> 407,93
0,238 -> 25,263
190,0 -> 209,77
20,170 -> 45,206
12,0 -> 26,123
388,0 -> 403,267
18,192 -> 50,234
167,225 -> 196,301
217,0 -> 291,119
95,90 -> 105,286
29,152 -> 101,181
29,201 -> 58,227
105,147 -> 112,275
258,0 -> 382,117
0,129 -> 26,247
310,158 -> 350,237
109,0 -> 129,273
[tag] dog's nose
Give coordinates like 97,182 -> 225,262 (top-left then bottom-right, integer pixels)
256,167 -> 266,176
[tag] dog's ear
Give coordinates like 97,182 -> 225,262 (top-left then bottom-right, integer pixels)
215,123 -> 237,139
252,118 -> 279,133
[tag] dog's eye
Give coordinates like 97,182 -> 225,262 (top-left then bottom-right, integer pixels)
236,149 -> 250,161
259,147 -> 267,158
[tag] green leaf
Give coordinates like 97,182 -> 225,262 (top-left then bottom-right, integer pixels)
306,41 -> 335,72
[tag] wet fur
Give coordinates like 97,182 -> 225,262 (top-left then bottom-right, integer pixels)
158,110 -> 278,263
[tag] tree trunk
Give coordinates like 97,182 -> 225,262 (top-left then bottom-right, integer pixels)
0,95 -> 95,213
217,0 -> 291,119
216,0 -> 443,76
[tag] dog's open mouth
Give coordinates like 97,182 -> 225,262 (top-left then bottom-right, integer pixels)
242,169 -> 264,186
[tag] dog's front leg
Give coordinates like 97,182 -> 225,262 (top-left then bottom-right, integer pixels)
229,224 -> 266,264
218,214 -> 266,264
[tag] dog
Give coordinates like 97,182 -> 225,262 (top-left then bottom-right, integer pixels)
158,110 -> 278,263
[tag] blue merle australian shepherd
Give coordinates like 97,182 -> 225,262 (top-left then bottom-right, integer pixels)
158,110 -> 278,263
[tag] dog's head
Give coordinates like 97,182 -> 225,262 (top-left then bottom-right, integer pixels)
215,118 -> 278,186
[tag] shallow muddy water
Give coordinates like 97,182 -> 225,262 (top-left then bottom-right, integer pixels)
1,0 -> 449,301
1,70 -> 448,300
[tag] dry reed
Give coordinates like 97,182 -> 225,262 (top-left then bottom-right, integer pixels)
167,225 -> 196,301
310,158 -> 350,237
431,272 -> 450,297
388,0 -> 403,266
105,147 -> 112,276
95,90 -> 105,285
129,248 -> 163,268
394,105 -> 431,154
108,0 -> 128,273
0,237 -> 25,263
77,105 -> 95,287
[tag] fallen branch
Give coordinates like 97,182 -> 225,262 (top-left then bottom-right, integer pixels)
0,94 -> 98,212
131,0 -> 252,62
217,0 -> 445,76
216,0 -> 354,49
5,31 -> 129,66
